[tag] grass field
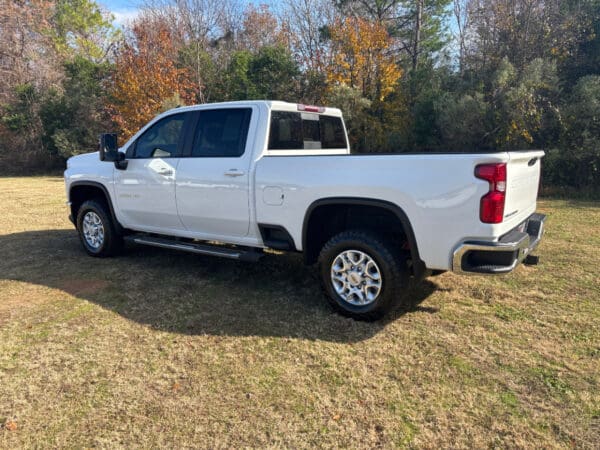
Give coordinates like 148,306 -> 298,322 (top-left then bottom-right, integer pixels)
0,176 -> 598,448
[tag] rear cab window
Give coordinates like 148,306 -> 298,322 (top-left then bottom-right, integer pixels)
267,110 -> 348,155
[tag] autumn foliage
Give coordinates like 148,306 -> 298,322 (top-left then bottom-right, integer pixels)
1,0 -> 599,188
241,4 -> 290,53
327,17 -> 402,101
108,20 -> 195,141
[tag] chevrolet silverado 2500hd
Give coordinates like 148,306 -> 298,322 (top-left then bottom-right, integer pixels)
64,100 -> 546,320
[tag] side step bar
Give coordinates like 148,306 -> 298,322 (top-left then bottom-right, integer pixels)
125,235 -> 263,262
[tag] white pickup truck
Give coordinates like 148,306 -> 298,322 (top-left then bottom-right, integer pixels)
64,100 -> 546,320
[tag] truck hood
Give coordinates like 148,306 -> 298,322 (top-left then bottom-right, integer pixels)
68,151 -> 98,163
66,151 -> 99,168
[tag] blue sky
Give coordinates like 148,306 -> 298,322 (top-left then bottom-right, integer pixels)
102,0 -> 458,43
101,0 -> 136,8
100,0 -> 275,25
99,0 -> 141,25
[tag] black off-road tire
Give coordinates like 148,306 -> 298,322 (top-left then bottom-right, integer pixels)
76,199 -> 123,257
318,230 -> 409,321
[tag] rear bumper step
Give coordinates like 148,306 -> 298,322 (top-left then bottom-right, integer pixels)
452,213 -> 546,275
125,235 -> 263,262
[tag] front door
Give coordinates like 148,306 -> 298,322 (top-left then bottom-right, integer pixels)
176,107 -> 255,239
114,112 -> 190,232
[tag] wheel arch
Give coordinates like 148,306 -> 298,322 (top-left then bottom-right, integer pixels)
69,181 -> 123,233
302,197 -> 426,278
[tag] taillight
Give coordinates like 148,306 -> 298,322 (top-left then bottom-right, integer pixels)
475,163 -> 507,223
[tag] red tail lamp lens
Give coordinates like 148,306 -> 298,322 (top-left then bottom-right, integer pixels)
475,163 -> 507,223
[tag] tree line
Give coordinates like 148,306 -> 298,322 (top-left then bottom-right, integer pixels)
1,0 -> 599,190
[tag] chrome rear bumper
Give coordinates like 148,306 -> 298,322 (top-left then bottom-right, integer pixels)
452,213 -> 546,275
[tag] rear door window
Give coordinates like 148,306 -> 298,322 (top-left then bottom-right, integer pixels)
191,108 -> 252,157
268,111 -> 347,150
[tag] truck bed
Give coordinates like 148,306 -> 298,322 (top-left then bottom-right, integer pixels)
255,151 -> 543,270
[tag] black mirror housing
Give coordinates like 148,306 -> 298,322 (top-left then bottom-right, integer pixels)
99,133 -> 119,161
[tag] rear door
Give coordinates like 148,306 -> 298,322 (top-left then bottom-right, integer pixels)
175,106 -> 255,238
503,150 -> 545,224
114,112 -> 191,231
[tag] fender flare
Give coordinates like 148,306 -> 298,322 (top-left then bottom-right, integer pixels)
69,181 -> 124,234
302,197 -> 426,278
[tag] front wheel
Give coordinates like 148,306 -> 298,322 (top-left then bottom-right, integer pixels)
76,200 -> 122,257
318,230 -> 409,321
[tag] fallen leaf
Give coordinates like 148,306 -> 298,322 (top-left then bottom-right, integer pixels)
332,414 -> 341,421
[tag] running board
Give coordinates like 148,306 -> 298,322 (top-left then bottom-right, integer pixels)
125,235 -> 263,262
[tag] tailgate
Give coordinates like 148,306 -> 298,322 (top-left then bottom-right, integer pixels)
503,150 -> 544,225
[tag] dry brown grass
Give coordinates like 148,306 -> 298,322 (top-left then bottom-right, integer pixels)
0,176 -> 598,448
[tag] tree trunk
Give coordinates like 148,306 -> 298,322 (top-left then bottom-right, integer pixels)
412,0 -> 423,72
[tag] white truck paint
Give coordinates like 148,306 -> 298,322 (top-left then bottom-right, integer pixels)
64,100 -> 546,319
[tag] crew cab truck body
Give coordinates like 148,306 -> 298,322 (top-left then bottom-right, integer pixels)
64,100 -> 546,320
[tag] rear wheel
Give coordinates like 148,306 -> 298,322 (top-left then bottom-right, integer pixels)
76,199 -> 122,257
318,230 -> 409,321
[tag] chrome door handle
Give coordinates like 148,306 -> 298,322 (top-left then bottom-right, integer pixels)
158,169 -> 173,176
224,169 -> 245,177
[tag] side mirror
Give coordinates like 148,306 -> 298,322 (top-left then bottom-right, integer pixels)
99,133 -> 119,161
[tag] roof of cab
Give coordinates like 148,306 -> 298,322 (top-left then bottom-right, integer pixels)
162,100 -> 343,117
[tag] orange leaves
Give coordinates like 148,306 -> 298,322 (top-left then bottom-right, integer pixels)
2,418 -> 17,431
241,4 -> 289,53
327,17 -> 402,101
108,18 -> 195,141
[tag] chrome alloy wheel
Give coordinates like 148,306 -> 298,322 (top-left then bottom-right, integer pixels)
330,250 -> 382,306
82,211 -> 105,250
